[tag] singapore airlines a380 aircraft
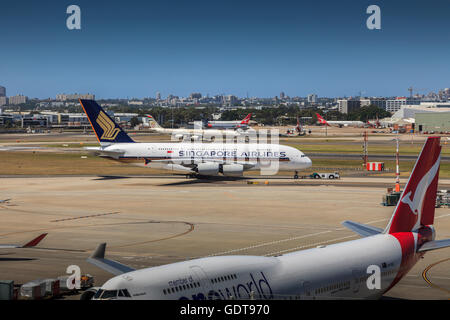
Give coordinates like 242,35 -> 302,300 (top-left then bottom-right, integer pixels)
83,137 -> 450,300
79,100 -> 311,178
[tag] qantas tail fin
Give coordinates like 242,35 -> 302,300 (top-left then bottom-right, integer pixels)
146,115 -> 163,129
240,113 -> 252,125
384,137 -> 441,234
79,99 -> 135,144
315,113 -> 329,126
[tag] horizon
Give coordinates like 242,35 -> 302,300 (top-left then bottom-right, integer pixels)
1,0 -> 450,99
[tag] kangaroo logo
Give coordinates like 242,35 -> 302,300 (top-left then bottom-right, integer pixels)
400,157 -> 440,216
96,111 -> 120,140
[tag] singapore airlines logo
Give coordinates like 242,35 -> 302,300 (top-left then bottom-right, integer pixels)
96,111 -> 120,140
401,156 -> 440,216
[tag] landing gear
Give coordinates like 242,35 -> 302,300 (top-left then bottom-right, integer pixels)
294,171 -> 299,179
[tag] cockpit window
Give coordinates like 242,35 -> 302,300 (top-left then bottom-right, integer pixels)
117,289 -> 132,298
101,290 -> 118,299
93,289 -> 104,299
123,289 -> 131,297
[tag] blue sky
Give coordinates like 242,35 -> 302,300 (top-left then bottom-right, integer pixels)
1,0 -> 449,99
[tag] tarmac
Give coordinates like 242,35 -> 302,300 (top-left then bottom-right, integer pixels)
0,175 -> 449,300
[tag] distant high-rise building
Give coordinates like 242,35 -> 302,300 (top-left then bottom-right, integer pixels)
0,96 -> 7,106
8,95 -> 27,105
0,86 -> 5,97
307,94 -> 317,103
156,92 -> 161,100
280,91 -> 285,99
190,92 -> 202,99
338,99 -> 360,114
385,97 -> 420,113
360,98 -> 386,109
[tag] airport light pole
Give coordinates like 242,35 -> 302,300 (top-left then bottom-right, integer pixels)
395,137 -> 400,192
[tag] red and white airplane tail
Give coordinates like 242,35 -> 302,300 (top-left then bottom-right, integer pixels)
315,113 -> 330,126
240,113 -> 252,125
385,137 -> 441,234
295,117 -> 301,133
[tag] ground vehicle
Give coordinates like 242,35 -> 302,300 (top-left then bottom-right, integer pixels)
308,172 -> 340,179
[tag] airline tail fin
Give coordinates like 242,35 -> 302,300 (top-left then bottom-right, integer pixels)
79,99 -> 135,144
22,233 -> 48,248
384,137 -> 441,234
87,243 -> 136,275
315,113 -> 329,126
146,115 -> 163,129
240,113 -> 252,125
295,116 -> 302,132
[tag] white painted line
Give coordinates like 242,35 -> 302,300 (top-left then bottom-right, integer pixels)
264,235 -> 358,256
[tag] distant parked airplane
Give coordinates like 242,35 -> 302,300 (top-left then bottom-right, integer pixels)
0,233 -> 47,249
206,113 -> 252,129
316,113 -> 364,128
146,115 -> 245,142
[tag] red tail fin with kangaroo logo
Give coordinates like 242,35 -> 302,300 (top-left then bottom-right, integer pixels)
385,137 -> 441,234
240,113 -> 252,125
315,113 -> 329,126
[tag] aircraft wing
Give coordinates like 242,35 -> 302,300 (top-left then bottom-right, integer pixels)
87,243 -> 135,275
0,233 -> 47,249
341,221 -> 383,237
418,239 -> 450,252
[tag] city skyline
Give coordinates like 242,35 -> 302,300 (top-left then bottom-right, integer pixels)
1,1 -> 450,99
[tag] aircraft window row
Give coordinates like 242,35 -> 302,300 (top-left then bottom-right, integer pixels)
210,274 -> 237,284
163,282 -> 201,295
315,281 -> 351,295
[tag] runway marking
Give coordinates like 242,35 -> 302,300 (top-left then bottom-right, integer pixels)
204,230 -> 333,257
204,217 -> 388,258
0,220 -> 195,252
107,221 -> 195,249
264,235 -> 358,256
50,212 -> 119,222
421,258 -> 450,296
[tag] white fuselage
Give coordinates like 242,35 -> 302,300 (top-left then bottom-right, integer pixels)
150,126 -> 243,139
93,233 -> 420,300
325,121 -> 365,127
91,142 -> 311,175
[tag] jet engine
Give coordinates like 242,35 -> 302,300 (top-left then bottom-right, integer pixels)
190,135 -> 202,141
174,134 -> 184,141
220,164 -> 244,176
194,162 -> 220,175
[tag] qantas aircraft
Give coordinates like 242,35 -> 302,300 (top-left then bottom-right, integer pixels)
0,233 -> 47,249
146,115 -> 247,142
206,113 -> 252,129
79,100 -> 311,178
316,113 -> 364,128
82,137 -> 450,300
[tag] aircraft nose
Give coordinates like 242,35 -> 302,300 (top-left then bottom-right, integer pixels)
304,156 -> 312,168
